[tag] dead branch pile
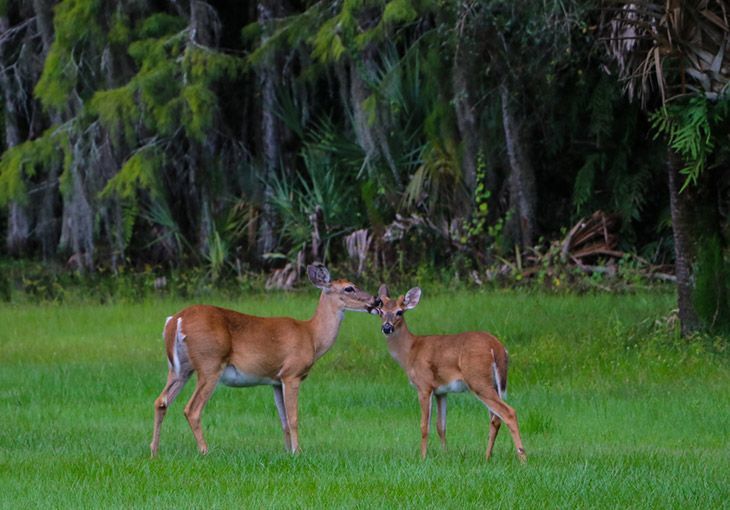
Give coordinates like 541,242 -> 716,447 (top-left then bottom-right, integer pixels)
560,210 -> 623,266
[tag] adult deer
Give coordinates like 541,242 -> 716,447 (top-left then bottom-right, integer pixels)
150,264 -> 378,457
372,285 -> 526,462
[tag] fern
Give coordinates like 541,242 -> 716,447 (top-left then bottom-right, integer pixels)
120,199 -> 138,247
650,96 -> 728,191
383,0 -> 417,24
589,78 -> 615,146
572,153 -> 600,215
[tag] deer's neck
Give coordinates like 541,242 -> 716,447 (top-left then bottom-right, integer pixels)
387,322 -> 414,371
308,291 -> 345,359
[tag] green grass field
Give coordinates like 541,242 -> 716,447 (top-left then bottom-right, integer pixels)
1,290 -> 728,508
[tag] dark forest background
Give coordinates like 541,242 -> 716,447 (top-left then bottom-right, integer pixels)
0,0 -> 728,334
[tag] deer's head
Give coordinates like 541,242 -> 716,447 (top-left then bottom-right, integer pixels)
371,284 -> 421,335
307,264 -> 379,312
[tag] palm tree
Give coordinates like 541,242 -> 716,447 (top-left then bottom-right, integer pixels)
603,0 -> 729,335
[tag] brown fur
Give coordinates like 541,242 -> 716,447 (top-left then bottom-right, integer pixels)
373,285 -> 526,462
149,265 -> 377,457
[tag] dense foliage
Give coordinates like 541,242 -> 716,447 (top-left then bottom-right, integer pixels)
0,1 -> 728,328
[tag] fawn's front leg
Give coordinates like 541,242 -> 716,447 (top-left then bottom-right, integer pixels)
417,390 -> 433,460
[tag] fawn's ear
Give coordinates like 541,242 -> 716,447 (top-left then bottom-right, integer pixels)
378,284 -> 389,299
307,264 -> 331,289
403,287 -> 421,310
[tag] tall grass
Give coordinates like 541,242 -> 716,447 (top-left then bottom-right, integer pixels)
0,290 -> 728,508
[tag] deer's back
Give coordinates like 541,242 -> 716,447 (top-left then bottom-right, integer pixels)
169,304 -> 314,371
408,330 -> 506,386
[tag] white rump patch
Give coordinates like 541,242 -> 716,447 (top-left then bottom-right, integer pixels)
163,316 -> 173,371
219,365 -> 280,388
491,348 -> 507,400
163,316 -> 172,339
172,317 -> 187,376
434,379 -> 468,396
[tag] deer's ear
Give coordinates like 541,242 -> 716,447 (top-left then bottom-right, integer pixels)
378,284 -> 389,299
307,264 -> 331,289
403,287 -> 421,310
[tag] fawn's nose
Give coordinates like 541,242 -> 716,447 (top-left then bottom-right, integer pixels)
382,323 -> 394,335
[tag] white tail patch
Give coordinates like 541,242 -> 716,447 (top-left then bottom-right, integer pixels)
491,348 -> 506,400
163,316 -> 173,371
172,317 -> 187,376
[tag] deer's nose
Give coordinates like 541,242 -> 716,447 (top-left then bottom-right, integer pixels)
382,323 -> 394,335
367,297 -> 382,314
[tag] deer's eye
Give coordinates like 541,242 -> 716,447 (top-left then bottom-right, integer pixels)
396,310 -> 403,317
344,286 -> 355,293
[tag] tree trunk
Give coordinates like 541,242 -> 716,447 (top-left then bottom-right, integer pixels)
32,0 -> 54,51
667,149 -> 700,336
59,156 -> 95,271
452,6 -> 478,193
349,9 -> 399,186
33,0 -> 63,259
500,81 -> 537,249
0,16 -> 30,255
256,0 -> 282,259
349,57 -> 378,164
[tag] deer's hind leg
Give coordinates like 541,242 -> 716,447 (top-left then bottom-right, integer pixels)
151,366 -> 192,457
184,365 -> 224,455
471,384 -> 526,462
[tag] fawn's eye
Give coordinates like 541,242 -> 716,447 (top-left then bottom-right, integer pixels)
396,310 -> 403,316
344,286 -> 355,293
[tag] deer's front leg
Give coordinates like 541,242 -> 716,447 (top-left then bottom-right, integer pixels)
418,390 -> 433,460
435,394 -> 448,451
282,378 -> 302,454
273,385 -> 291,452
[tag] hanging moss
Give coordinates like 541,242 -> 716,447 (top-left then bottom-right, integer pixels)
0,144 -> 30,204
90,84 -> 139,147
181,84 -> 217,143
108,9 -> 130,46
34,0 -> 105,112
311,17 -> 349,63
137,12 -> 186,39
101,147 -> 162,200
184,47 -> 245,84
0,131 -> 62,205
57,129 -> 73,198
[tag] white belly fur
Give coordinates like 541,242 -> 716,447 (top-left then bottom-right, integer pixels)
434,379 -> 468,395
219,365 -> 280,388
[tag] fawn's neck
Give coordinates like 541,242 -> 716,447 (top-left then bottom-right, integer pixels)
386,321 -> 415,371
